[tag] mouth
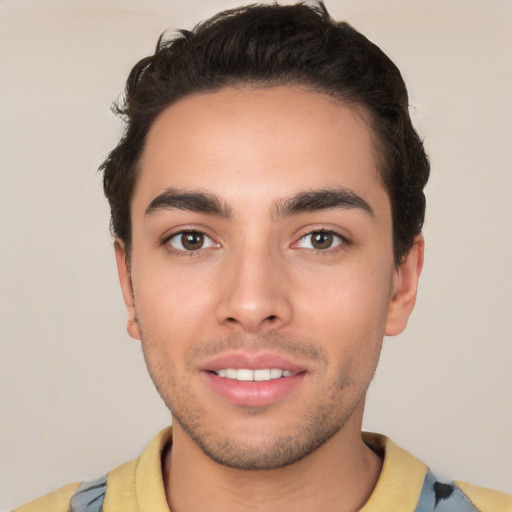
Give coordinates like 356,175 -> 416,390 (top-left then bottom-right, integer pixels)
200,353 -> 308,407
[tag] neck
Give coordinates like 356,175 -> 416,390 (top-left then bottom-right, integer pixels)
163,410 -> 382,512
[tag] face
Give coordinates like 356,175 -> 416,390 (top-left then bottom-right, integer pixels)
116,86 -> 422,470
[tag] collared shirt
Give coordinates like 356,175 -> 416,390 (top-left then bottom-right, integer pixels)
14,428 -> 512,512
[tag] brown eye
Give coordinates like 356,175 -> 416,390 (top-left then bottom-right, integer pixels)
181,232 -> 204,250
311,231 -> 333,249
169,231 -> 216,252
296,230 -> 343,251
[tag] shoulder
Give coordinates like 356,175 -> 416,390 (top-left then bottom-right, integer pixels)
12,482 -> 81,512
361,433 -> 512,512
455,480 -> 512,512
11,462 -> 135,512
12,428 -> 172,512
417,470 -> 512,512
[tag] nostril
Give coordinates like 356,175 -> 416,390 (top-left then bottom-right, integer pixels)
266,315 -> 277,321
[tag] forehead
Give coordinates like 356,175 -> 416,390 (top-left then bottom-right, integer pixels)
135,86 -> 388,217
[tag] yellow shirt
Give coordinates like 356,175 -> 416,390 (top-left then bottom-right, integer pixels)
14,428 -> 512,512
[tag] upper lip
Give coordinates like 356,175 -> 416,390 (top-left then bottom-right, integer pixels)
199,351 -> 308,373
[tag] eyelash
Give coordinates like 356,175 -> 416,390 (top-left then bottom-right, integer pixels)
294,229 -> 348,254
163,228 -> 348,257
163,230 -> 218,256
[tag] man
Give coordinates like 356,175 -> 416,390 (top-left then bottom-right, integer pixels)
15,2 -> 511,511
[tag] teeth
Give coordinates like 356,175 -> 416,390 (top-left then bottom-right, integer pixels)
270,368 -> 283,379
214,368 -> 295,381
254,369 -> 270,381
237,369 -> 254,381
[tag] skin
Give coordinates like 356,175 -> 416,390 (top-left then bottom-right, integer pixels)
116,86 -> 423,512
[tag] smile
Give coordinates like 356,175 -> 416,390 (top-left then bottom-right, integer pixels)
214,368 -> 295,381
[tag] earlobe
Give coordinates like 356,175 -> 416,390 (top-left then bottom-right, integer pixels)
385,235 -> 424,337
114,240 -> 141,340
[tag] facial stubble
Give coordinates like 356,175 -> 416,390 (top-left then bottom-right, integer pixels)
140,331 -> 380,471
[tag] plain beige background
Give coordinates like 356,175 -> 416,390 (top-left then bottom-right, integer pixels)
1,0 -> 511,509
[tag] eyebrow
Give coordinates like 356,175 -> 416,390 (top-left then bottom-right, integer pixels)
145,188 -> 232,218
144,186 -> 373,220
272,187 -> 374,219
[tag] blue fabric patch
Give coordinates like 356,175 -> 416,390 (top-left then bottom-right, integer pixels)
414,470 -> 480,512
71,469 -> 483,512
69,475 -> 107,512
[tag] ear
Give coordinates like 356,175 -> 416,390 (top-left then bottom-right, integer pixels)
114,239 -> 141,340
385,235 -> 424,336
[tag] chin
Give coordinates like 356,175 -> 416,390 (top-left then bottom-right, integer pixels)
171,400 -> 351,471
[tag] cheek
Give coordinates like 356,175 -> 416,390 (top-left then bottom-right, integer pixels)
296,256 -> 392,321
292,260 -> 392,370
131,262 -> 216,360
134,254 -> 216,315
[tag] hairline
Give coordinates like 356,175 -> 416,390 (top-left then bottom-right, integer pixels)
122,80 -> 393,256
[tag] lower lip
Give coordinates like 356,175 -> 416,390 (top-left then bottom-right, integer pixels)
202,371 -> 305,407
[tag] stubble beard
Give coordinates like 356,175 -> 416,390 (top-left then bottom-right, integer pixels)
169,382 -> 358,470
141,331 -> 376,471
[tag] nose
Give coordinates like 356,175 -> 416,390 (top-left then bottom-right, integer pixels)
215,245 -> 293,333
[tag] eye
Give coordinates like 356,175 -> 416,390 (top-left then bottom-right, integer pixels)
295,230 -> 344,250
167,231 -> 217,252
